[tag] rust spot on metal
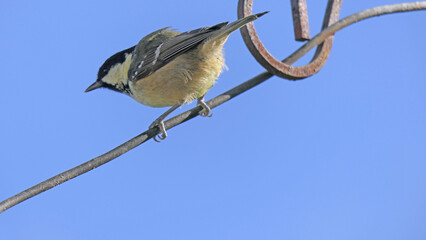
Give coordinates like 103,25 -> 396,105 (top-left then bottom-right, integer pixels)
291,0 -> 311,41
238,0 -> 342,80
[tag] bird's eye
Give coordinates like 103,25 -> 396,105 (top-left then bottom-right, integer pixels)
103,69 -> 108,73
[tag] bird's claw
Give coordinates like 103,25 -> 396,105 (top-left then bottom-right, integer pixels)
149,120 -> 167,142
200,108 -> 213,117
197,99 -> 213,117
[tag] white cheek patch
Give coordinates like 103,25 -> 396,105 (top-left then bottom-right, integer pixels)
101,53 -> 133,87
102,64 -> 123,85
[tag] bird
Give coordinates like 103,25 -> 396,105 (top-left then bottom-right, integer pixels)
85,11 -> 268,141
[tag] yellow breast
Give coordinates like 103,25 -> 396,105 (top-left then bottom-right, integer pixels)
129,41 -> 226,108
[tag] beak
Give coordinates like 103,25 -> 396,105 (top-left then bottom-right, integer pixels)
85,81 -> 103,92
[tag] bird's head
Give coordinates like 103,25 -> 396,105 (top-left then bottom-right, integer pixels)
85,46 -> 135,94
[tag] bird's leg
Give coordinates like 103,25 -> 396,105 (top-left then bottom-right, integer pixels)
149,103 -> 181,142
197,96 -> 212,117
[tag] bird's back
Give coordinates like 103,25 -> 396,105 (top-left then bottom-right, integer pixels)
128,28 -> 180,80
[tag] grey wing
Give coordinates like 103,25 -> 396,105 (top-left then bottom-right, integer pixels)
129,22 -> 228,81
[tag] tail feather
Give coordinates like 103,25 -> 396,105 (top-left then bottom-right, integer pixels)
209,11 -> 269,40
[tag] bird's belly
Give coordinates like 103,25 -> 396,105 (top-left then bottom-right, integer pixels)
129,50 -> 224,107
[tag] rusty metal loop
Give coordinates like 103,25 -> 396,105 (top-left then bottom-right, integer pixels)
238,0 -> 342,80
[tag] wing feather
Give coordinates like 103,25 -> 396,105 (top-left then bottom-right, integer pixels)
129,22 -> 228,81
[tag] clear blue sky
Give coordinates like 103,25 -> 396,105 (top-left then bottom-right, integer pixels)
1,0 -> 425,239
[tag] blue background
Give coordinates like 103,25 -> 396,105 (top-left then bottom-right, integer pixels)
1,0 -> 425,239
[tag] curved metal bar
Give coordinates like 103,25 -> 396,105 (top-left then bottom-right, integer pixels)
238,0 -> 342,80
